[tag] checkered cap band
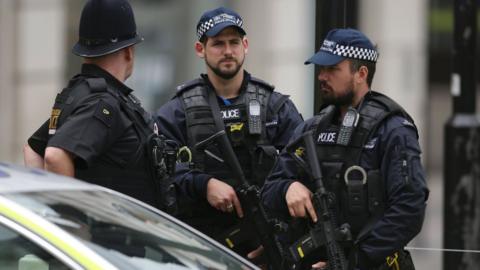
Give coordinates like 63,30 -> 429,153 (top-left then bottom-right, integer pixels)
197,13 -> 243,39
197,19 -> 214,39
333,44 -> 378,62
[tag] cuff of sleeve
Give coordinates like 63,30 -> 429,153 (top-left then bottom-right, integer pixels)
281,180 -> 295,199
28,138 -> 47,157
194,173 -> 213,199
46,142 -> 90,169
277,180 -> 296,214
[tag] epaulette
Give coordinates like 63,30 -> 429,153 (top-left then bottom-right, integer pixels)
175,78 -> 204,96
250,76 -> 275,91
85,78 -> 107,93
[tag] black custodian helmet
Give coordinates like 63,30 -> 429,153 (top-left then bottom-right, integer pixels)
72,0 -> 143,57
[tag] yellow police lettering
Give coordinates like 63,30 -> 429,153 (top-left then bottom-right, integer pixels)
230,123 -> 244,132
49,109 -> 62,129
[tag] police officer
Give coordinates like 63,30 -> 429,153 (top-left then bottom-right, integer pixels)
24,0 -> 165,208
155,6 -> 303,258
261,29 -> 429,270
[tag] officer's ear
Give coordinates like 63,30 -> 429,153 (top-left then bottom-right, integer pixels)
355,65 -> 368,85
195,41 -> 205,58
124,46 -> 134,62
242,36 -> 249,55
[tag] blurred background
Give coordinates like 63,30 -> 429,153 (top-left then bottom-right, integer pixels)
0,0 -> 479,269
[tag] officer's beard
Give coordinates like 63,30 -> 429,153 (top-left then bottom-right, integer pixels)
319,80 -> 355,107
206,56 -> 244,80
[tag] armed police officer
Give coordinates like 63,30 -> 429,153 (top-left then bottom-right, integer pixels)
155,7 -> 303,258
23,0 -> 175,210
262,29 -> 429,270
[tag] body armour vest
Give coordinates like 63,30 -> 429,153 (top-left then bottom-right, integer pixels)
178,76 -> 284,187
48,75 -> 161,208
308,91 -> 416,236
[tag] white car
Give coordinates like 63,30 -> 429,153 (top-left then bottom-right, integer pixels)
0,162 -> 258,270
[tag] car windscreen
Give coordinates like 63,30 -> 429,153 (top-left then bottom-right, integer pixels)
5,190 -> 254,270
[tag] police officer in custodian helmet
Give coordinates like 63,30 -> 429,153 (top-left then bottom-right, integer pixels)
24,0 -> 168,209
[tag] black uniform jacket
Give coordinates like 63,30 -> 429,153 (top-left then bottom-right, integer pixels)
28,64 -> 158,206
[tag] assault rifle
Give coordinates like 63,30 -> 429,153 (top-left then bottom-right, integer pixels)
150,134 -> 179,215
194,130 -> 292,270
286,130 -> 349,270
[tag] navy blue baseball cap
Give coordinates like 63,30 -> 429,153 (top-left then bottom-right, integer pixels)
72,0 -> 143,58
196,7 -> 246,40
305,28 -> 378,66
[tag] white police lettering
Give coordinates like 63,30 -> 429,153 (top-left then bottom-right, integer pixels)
266,120 -> 278,127
221,108 -> 240,120
318,132 -> 336,143
213,13 -> 237,25
320,40 -> 336,53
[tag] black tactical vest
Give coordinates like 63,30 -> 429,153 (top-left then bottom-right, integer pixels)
307,91 -> 416,236
178,76 -> 284,187
48,75 -> 162,208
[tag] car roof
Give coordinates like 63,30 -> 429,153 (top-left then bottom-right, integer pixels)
0,162 -> 99,193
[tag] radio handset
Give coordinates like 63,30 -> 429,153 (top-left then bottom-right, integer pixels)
248,99 -> 262,135
336,107 -> 359,146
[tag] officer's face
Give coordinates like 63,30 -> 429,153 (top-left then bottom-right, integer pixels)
317,60 -> 356,106
196,27 -> 248,80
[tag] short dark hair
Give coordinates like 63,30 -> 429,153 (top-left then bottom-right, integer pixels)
349,59 -> 376,87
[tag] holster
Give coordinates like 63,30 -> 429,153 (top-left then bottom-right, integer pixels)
148,134 -> 179,215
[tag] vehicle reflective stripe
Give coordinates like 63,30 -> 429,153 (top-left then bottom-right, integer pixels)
0,215 -> 83,270
0,196 -> 117,270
